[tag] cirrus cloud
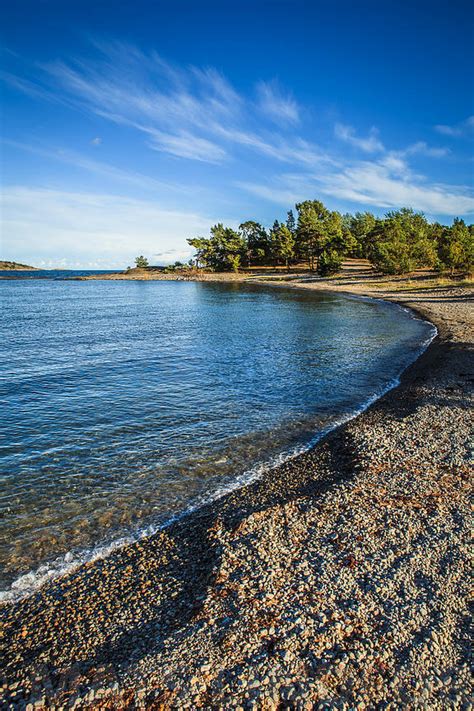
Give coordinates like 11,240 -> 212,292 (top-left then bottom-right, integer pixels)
239,155 -> 474,216
334,123 -> 385,153
434,115 -> 474,137
2,33 -> 473,265
256,80 -> 300,125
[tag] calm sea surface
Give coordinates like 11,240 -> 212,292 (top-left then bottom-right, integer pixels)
0,275 -> 434,599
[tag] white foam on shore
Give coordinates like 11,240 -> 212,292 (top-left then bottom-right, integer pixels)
0,302 -> 437,605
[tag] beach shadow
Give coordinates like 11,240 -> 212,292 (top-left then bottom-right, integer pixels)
367,340 -> 473,420
400,295 -> 474,303
77,421 -> 360,678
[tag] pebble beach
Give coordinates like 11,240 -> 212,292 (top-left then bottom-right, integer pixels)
0,275 -> 472,710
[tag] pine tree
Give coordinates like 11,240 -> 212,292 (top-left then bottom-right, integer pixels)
286,210 -> 296,236
135,255 -> 149,268
437,218 -> 473,275
272,223 -> 295,270
239,221 -> 270,266
295,200 -> 329,270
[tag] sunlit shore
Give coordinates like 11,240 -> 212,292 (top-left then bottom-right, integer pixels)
1,266 -> 472,709
78,257 -> 473,290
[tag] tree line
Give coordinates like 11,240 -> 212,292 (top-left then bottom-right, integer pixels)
185,201 -> 473,276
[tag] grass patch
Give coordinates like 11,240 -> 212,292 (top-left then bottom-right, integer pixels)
382,277 -> 473,292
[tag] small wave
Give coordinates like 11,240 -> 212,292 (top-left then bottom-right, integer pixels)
0,307 -> 437,605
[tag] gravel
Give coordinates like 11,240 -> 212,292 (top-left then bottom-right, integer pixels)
0,282 -> 472,710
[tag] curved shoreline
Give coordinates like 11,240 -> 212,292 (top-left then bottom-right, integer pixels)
0,290 -> 435,606
0,281 -> 471,709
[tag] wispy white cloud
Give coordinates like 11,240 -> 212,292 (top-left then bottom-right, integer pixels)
236,180 -> 306,207
400,141 -> 449,158
1,186 -> 217,267
191,65 -> 243,116
315,161 -> 474,215
41,47 -> 235,162
153,248 -> 193,262
239,155 -> 474,216
434,115 -> 474,137
91,136 -> 102,146
209,123 -> 334,167
334,123 -> 385,153
2,39 -> 473,226
3,42 -> 323,167
147,129 -> 227,163
3,139 -> 192,194
0,70 -> 69,107
256,80 -> 299,125
335,124 -> 449,161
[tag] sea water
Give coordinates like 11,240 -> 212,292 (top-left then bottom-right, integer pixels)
0,277 -> 435,600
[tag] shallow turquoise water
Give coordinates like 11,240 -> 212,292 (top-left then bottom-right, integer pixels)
0,278 -> 434,597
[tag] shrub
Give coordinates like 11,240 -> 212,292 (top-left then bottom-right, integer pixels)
318,249 -> 343,275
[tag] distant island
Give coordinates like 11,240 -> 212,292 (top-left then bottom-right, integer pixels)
0,261 -> 38,271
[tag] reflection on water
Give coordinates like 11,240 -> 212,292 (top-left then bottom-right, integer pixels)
0,279 -> 433,594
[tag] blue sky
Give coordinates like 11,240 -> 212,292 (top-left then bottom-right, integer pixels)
1,0 -> 473,268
